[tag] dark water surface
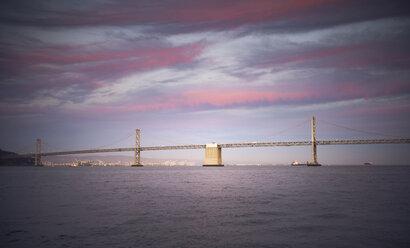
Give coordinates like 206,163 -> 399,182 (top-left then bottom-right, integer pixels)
1,166 -> 409,248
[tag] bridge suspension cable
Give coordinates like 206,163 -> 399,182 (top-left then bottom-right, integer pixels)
144,133 -> 186,146
14,142 -> 36,154
249,118 -> 310,142
91,132 -> 134,149
317,118 -> 408,139
41,141 -> 71,153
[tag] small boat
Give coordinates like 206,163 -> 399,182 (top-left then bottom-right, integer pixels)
363,162 -> 373,165
291,161 -> 308,166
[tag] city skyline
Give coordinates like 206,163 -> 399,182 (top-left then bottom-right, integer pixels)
1,0 -> 410,164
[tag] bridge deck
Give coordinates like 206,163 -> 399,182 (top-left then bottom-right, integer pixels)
21,138 -> 410,157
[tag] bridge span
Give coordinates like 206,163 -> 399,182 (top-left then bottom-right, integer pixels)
24,116 -> 410,166
35,138 -> 410,157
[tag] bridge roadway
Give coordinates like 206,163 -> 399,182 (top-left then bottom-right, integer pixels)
28,138 -> 410,157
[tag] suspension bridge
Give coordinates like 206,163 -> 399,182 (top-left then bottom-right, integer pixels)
19,116 -> 410,166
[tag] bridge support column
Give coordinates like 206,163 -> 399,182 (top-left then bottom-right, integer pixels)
132,129 -> 143,167
203,143 -> 224,166
35,138 -> 42,166
309,116 -> 321,166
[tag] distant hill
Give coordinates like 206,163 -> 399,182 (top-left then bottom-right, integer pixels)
0,149 -> 35,166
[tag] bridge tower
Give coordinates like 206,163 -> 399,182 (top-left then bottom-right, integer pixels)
203,143 -> 224,166
132,129 -> 143,167
35,138 -> 42,166
310,116 -> 321,166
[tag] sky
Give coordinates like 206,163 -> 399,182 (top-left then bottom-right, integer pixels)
0,0 -> 409,165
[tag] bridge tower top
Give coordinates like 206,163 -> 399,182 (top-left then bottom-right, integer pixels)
206,142 -> 219,148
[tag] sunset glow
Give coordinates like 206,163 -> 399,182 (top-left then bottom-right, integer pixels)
0,0 -> 409,164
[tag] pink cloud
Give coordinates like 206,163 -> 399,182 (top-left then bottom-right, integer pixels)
261,44 -> 367,67
384,82 -> 410,96
163,0 -> 342,23
86,90 -> 318,113
258,42 -> 409,70
336,51 -> 410,69
341,104 -> 410,118
178,90 -> 311,107
5,81 -> 410,117
82,81 -> 410,114
11,41 -> 204,66
13,41 -> 205,90
23,0 -> 346,27
79,41 -> 205,75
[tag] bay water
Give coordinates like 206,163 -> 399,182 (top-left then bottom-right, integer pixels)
1,165 -> 409,247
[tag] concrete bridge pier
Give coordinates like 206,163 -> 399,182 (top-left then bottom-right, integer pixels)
203,143 -> 224,167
